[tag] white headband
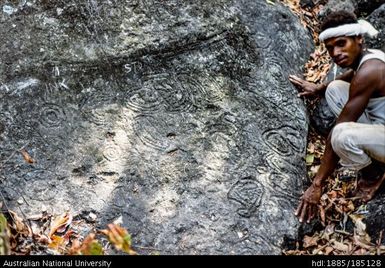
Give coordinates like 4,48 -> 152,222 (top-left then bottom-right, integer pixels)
319,19 -> 379,41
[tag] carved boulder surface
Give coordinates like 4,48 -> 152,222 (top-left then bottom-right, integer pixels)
0,0 -> 313,254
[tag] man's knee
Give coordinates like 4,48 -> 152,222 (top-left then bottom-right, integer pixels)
331,122 -> 356,152
325,80 -> 348,101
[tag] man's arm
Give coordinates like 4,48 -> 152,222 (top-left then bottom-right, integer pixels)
316,69 -> 356,94
334,69 -> 355,84
289,69 -> 355,97
296,61 -> 379,223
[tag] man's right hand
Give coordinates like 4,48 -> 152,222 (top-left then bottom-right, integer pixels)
295,183 -> 322,223
288,75 -> 325,97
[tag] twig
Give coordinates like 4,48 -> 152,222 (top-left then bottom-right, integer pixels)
133,245 -> 162,252
334,229 -> 352,236
377,230 -> 383,255
0,190 -> 15,223
0,142 -> 30,170
18,207 -> 34,238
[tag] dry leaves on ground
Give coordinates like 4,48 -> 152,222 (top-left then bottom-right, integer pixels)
100,224 -> 137,255
0,209 -> 136,255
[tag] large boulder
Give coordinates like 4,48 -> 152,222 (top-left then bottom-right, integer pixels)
318,0 -> 357,18
366,188 -> 385,244
355,0 -> 385,16
0,0 -> 313,254
318,0 -> 385,17
366,4 -> 385,52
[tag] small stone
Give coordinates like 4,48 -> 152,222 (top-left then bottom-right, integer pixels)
88,212 -> 97,222
57,8 -> 63,16
113,215 -> 123,225
2,5 -> 16,15
237,231 -> 243,238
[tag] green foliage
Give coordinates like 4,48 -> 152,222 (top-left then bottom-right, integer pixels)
0,213 -> 10,255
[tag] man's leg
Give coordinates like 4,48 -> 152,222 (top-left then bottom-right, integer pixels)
325,80 -> 372,123
331,122 -> 385,202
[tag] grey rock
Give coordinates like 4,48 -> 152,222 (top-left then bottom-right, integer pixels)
310,63 -> 345,136
0,0 -> 313,254
365,189 -> 385,244
300,0 -> 316,9
310,97 -> 336,136
318,0 -> 357,18
356,0 -> 385,16
366,4 -> 385,52
318,0 -> 385,17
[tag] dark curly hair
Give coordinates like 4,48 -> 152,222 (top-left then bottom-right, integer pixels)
320,11 -> 358,32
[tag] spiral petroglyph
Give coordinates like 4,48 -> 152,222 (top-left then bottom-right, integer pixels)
160,77 -> 194,113
133,114 -> 174,151
253,32 -> 272,49
264,152 -> 298,175
38,103 -> 67,129
82,109 -> 107,126
262,126 -> 304,156
124,82 -> 164,114
102,144 -> 124,162
178,74 -> 224,109
267,57 -> 292,89
227,177 -> 264,218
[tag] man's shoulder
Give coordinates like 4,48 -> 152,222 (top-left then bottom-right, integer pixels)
358,49 -> 385,71
364,49 -> 385,63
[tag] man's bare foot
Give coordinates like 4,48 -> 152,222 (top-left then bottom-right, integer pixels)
353,172 -> 385,202
352,160 -> 385,202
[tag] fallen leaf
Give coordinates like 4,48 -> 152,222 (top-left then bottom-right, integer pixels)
327,190 -> 338,200
321,224 -> 335,241
20,149 -> 35,164
307,143 -> 315,153
48,235 -> 66,252
35,234 -> 50,245
68,233 -> 103,255
324,246 -> 334,255
310,165 -> 320,174
331,239 -> 349,253
100,224 -> 136,255
306,154 -> 315,165
303,235 -> 318,248
67,238 -> 81,255
353,235 -> 374,250
319,205 -> 326,226
8,210 -> 31,237
49,212 -> 72,238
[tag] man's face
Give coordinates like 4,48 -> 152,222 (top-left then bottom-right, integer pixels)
324,36 -> 363,68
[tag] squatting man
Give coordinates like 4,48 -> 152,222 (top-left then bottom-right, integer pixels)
288,11 -> 385,223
